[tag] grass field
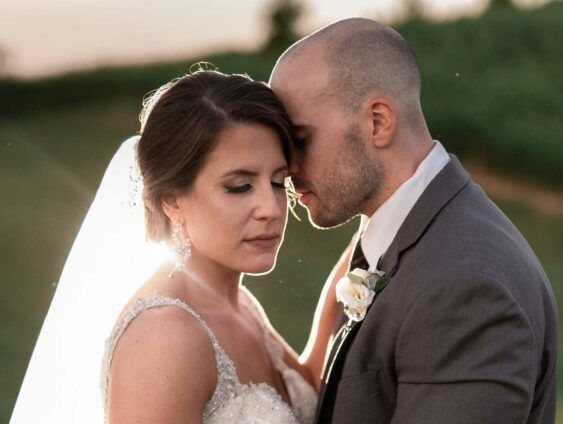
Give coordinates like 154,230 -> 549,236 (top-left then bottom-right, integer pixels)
1,99 -> 561,421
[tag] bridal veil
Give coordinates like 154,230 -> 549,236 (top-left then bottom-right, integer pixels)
11,136 -> 168,423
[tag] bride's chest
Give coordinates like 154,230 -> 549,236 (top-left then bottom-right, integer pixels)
203,312 -> 278,385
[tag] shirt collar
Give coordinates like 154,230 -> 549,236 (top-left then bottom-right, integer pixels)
360,140 -> 450,270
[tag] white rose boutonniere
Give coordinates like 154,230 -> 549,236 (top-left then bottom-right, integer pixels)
336,268 -> 389,322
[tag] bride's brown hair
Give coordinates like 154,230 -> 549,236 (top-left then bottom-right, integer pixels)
137,69 -> 294,243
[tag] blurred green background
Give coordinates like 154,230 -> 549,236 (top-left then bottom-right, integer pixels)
1,1 -> 562,421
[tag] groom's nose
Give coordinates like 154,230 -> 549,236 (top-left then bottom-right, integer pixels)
288,157 -> 301,177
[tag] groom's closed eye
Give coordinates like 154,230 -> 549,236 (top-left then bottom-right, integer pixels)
294,136 -> 308,150
293,123 -> 314,150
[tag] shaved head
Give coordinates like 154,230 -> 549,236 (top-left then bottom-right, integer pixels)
274,18 -> 422,119
270,18 -> 433,227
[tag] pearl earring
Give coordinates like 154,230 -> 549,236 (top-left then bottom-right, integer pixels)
169,222 -> 191,278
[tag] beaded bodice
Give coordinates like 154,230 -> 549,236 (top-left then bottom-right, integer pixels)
100,292 -> 317,423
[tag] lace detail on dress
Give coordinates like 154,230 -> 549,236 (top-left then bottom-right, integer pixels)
100,291 -> 314,423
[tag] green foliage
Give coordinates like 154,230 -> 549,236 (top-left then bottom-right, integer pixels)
0,51 -> 279,119
397,3 -> 563,188
262,0 -> 302,54
489,0 -> 514,7
1,3 -> 562,188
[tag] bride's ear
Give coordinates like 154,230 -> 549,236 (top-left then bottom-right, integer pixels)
161,190 -> 184,225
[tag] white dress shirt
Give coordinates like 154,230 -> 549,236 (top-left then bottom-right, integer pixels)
360,140 -> 450,271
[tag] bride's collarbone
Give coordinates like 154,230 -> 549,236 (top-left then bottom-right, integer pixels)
206,310 -> 270,372
203,309 -> 289,398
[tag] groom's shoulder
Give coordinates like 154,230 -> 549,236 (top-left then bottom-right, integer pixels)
427,179 -> 539,277
402,179 -> 555,324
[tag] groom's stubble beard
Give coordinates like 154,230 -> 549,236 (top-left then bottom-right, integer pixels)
307,123 -> 385,229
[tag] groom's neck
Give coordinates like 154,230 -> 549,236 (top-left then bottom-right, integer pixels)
363,134 -> 434,218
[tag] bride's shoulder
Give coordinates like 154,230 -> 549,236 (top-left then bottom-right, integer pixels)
114,297 -> 215,360
115,274 -> 212,358
108,293 -> 217,415
117,265 -> 188,317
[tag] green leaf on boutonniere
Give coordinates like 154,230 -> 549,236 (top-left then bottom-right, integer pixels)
374,276 -> 391,293
365,273 -> 378,290
346,272 -> 365,285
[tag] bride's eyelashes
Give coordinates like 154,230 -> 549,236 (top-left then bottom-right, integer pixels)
226,184 -> 252,194
271,181 -> 287,190
225,181 -> 287,194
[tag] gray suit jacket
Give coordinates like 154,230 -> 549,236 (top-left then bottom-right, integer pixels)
315,156 -> 558,424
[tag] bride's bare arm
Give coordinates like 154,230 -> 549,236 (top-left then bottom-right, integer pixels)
107,306 -> 216,423
296,237 -> 356,390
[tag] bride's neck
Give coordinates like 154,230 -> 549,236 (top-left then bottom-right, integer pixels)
180,251 -> 242,309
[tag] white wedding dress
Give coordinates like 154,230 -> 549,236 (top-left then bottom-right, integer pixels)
100,291 -> 318,424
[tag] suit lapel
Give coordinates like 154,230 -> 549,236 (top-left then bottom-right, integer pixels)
315,317 -> 361,423
314,155 -> 471,423
321,319 -> 358,384
379,155 -> 470,274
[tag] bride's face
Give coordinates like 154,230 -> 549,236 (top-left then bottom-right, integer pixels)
179,123 -> 289,274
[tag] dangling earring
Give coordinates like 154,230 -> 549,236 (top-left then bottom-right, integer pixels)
169,222 -> 191,278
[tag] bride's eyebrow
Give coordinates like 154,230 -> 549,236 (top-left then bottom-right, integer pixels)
222,165 -> 288,179
272,165 -> 289,174
222,169 -> 258,178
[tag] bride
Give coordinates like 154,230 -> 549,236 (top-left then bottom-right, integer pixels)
11,70 -> 351,423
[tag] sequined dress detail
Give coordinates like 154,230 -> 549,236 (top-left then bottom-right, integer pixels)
100,292 -> 318,423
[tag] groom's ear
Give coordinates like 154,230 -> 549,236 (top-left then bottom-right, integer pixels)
366,97 -> 397,149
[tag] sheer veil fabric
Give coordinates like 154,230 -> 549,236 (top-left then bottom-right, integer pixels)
11,136 -> 168,423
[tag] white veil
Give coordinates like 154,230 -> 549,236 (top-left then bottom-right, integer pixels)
11,136 -> 169,423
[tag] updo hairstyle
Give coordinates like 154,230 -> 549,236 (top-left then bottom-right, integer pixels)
137,70 -> 294,243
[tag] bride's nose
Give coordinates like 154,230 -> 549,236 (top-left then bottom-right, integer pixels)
253,185 -> 283,221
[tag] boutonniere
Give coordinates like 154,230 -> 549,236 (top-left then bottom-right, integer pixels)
335,268 -> 390,322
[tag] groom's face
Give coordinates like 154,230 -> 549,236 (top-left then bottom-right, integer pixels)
271,56 -> 383,228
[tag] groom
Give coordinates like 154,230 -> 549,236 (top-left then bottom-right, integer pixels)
270,18 -> 558,423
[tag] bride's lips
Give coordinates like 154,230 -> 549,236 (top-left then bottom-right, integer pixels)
244,233 -> 280,249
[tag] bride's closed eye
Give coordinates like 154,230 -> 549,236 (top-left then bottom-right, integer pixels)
271,181 -> 288,190
226,184 -> 252,194
226,181 -> 287,194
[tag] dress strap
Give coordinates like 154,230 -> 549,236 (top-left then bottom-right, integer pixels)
146,292 -> 222,349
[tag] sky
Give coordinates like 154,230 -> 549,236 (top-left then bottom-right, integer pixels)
0,0 -> 550,79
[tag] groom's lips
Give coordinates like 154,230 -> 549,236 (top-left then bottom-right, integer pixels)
296,188 -> 314,205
